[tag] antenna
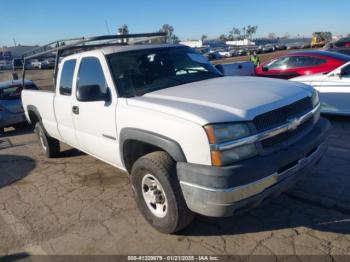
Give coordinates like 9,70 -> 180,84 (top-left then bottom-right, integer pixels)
104,20 -> 111,35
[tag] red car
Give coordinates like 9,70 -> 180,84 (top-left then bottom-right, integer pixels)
255,51 -> 350,79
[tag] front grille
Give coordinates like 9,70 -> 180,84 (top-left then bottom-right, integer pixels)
253,97 -> 313,132
260,117 -> 314,148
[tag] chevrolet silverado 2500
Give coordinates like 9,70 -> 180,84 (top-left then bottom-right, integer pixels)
21,36 -> 330,233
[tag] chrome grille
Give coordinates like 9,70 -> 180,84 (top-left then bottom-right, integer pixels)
261,117 -> 314,148
253,97 -> 313,132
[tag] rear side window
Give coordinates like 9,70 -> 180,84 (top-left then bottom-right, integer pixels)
77,57 -> 107,94
0,86 -> 22,100
286,56 -> 327,68
266,57 -> 290,70
59,59 -> 76,95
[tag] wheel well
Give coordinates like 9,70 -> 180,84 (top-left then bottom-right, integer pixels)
28,110 -> 40,127
123,140 -> 164,173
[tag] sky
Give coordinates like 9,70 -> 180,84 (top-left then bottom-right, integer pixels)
1,0 -> 349,46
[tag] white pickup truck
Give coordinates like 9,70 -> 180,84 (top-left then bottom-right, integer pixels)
22,43 -> 330,233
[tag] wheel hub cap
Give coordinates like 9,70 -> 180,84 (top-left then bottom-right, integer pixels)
141,174 -> 168,218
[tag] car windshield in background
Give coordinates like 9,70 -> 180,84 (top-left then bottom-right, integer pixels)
107,47 -> 222,97
0,86 -> 22,100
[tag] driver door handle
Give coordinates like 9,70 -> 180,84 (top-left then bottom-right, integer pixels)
72,106 -> 79,115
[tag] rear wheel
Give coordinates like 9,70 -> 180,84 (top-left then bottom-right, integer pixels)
35,122 -> 60,158
130,151 -> 194,234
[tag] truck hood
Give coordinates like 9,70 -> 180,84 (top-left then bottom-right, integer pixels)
127,76 -> 313,125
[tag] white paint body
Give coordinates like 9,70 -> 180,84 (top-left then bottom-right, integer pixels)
22,45 -> 314,171
291,62 -> 350,115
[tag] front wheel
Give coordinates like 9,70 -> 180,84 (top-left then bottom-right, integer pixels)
130,151 -> 194,234
35,122 -> 60,158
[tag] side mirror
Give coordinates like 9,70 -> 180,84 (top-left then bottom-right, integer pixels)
262,66 -> 269,72
76,85 -> 110,102
59,86 -> 72,96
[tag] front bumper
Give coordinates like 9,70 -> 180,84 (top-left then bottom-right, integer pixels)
177,118 -> 330,217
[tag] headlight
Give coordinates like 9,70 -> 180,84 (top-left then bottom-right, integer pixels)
204,123 -> 257,166
312,90 -> 319,108
204,123 -> 251,144
211,144 -> 258,166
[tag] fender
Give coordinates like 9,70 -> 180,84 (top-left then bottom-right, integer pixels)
26,105 -> 42,125
119,128 -> 187,165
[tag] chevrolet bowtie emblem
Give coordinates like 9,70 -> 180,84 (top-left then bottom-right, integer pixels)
286,117 -> 300,131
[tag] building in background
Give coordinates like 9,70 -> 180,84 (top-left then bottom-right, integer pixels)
0,45 -> 38,60
179,40 -> 203,48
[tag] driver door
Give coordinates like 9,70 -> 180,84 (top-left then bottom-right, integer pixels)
318,63 -> 350,114
72,54 -> 119,165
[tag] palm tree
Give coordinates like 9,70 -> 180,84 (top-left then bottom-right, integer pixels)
159,24 -> 175,43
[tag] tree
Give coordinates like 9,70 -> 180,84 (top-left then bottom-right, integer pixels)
201,34 -> 208,42
229,27 -> 241,40
118,24 -> 129,43
283,32 -> 291,39
159,24 -> 175,43
118,24 -> 129,35
246,25 -> 258,39
219,34 -> 228,41
267,33 -> 276,39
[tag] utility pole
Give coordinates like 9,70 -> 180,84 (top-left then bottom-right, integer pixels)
13,38 -> 17,46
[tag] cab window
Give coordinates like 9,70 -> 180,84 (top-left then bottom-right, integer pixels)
77,57 -> 107,95
59,59 -> 76,95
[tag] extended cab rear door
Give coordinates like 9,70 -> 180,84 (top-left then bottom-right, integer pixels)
54,57 -> 79,147
71,53 -> 119,165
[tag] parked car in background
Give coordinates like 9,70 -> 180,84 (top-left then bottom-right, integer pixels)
0,60 -> 12,71
215,61 -> 255,76
0,80 -> 38,133
261,44 -> 275,53
275,44 -> 287,50
12,59 -> 33,70
256,51 -> 350,79
218,48 -> 232,58
324,38 -> 350,56
31,59 -> 43,69
291,62 -> 350,115
41,58 -> 55,69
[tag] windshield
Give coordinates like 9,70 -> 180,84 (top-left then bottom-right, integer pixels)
107,46 -> 222,97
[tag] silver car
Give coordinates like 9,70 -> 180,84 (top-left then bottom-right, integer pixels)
0,80 -> 38,134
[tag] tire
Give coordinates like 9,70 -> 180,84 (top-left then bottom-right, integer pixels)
13,122 -> 28,130
130,151 -> 194,234
35,122 -> 60,158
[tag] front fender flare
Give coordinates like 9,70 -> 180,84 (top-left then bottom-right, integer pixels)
119,128 -> 187,166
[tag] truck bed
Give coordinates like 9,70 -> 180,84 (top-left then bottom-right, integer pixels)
22,89 -> 59,138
